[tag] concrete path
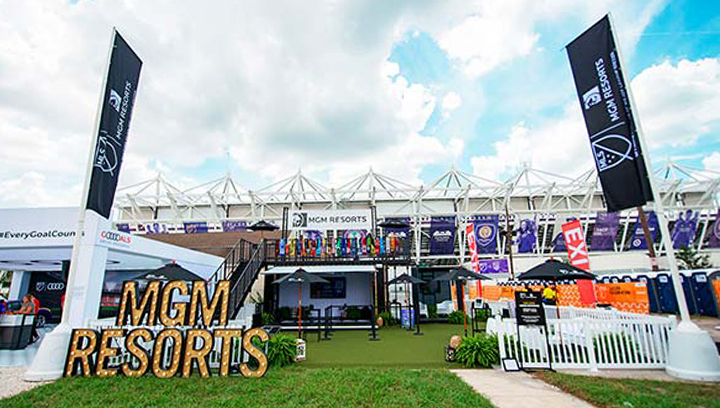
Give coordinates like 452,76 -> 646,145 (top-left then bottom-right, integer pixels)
452,369 -> 595,408
0,367 -> 52,400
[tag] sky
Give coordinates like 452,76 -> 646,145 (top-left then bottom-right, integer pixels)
0,0 -> 718,207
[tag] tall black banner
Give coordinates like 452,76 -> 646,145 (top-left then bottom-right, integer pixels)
566,15 -> 652,212
86,31 -> 142,219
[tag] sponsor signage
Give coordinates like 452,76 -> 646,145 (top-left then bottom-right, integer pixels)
222,221 -> 247,232
97,230 -> 133,249
429,217 -> 456,255
566,15 -> 653,212
86,31 -> 143,219
184,222 -> 208,234
562,220 -> 591,270
590,212 -> 620,251
64,280 -> 269,378
515,291 -> 545,326
289,209 -> 371,231
477,259 -> 508,274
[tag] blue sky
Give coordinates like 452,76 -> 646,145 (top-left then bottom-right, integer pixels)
0,0 -> 719,206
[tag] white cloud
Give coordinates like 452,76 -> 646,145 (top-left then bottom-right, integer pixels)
441,92 -> 462,117
703,152 -> 720,173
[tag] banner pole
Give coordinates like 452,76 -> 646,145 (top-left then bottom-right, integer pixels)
636,206 -> 660,271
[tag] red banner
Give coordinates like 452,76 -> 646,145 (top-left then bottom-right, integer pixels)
562,220 -> 590,270
467,223 -> 479,272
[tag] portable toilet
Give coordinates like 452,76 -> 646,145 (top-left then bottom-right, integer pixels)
610,276 -> 620,283
638,274 -> 660,313
622,275 -> 633,283
601,276 -> 611,284
656,273 -> 679,314
689,272 -> 717,317
680,274 -> 698,315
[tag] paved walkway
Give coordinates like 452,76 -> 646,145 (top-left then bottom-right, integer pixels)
452,369 -> 595,408
0,367 -> 52,400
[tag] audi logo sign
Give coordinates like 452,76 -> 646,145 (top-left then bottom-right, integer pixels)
36,282 -> 65,292
99,231 -> 131,243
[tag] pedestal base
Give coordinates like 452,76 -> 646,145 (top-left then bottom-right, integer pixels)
666,321 -> 720,382
24,324 -> 72,382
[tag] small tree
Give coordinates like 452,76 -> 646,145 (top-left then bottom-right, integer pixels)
676,246 -> 712,270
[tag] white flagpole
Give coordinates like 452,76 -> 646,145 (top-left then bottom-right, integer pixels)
608,13 -> 720,381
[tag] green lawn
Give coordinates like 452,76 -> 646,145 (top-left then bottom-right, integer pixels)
1,367 -> 494,408
298,323 -> 471,368
536,372 -> 720,408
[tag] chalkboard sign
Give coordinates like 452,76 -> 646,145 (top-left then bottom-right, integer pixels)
515,291 -> 545,326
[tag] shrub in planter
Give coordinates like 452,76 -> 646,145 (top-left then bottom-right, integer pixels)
454,333 -> 500,368
428,304 -> 438,319
266,334 -> 297,367
448,310 -> 465,325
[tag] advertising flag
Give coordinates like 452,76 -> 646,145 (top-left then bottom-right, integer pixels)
590,212 -> 620,251
708,211 -> 720,248
671,210 -> 699,249
516,217 -> 537,253
562,220 -> 591,270
86,31 -> 143,219
466,223 -> 479,273
474,215 -> 498,254
629,210 -> 658,250
566,15 -> 653,212
429,217 -> 456,255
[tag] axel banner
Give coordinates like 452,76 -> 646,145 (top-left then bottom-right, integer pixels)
562,220 -> 590,270
671,210 -> 699,249
629,210 -> 658,250
566,15 -> 653,212
86,31 -> 142,219
466,223 -> 479,273
429,217 -> 456,255
591,212 -> 620,251
474,215 -> 498,254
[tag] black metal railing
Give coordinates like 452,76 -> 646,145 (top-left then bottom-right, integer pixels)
208,238 -> 256,284
228,241 -> 266,318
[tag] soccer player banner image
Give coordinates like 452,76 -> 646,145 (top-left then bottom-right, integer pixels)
566,15 -> 653,213
591,212 -> 620,251
474,215 -> 498,254
708,211 -> 720,249
671,210 -> 699,249
86,31 -> 143,219
516,217 -> 537,254
629,210 -> 658,250
429,216 -> 456,255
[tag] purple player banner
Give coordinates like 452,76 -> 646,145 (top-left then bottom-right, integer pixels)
477,259 -> 508,274
516,218 -> 537,253
591,212 -> 620,251
671,209 -> 699,249
629,210 -> 658,250
474,215 -> 498,254
222,220 -> 247,232
429,216 -> 456,255
708,211 -> 720,248
184,221 -> 208,234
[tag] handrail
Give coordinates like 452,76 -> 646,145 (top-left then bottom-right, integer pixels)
229,241 -> 266,317
208,237 -> 256,283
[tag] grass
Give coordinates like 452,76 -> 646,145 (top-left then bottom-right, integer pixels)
0,367 -> 494,408
298,323 -> 473,368
536,372 -> 720,408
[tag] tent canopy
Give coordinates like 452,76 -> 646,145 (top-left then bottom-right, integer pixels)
517,259 -> 595,281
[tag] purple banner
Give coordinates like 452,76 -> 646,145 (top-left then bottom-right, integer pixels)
516,218 -> 536,253
671,210 -> 699,249
222,221 -> 247,232
474,215 -> 498,254
184,221 -> 208,234
429,217 -> 456,255
116,223 -> 131,233
383,217 -> 410,239
552,216 -> 577,252
144,222 -> 169,235
477,258 -> 509,274
629,210 -> 658,250
708,211 -> 720,248
591,212 -> 620,251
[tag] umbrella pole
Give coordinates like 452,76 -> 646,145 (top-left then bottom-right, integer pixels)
462,281 -> 468,337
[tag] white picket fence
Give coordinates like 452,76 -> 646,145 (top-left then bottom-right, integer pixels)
489,311 -> 676,370
86,319 -> 251,369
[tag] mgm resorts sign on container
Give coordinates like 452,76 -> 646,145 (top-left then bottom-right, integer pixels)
64,280 -> 269,378
289,209 -> 372,231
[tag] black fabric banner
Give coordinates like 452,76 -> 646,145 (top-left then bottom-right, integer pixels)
566,15 -> 652,212
86,31 -> 142,219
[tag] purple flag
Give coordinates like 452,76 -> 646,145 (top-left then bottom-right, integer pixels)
629,210 -> 658,250
429,217 -> 456,255
708,211 -> 720,248
591,212 -> 620,251
184,221 -> 208,234
478,258 -> 508,274
474,215 -> 498,254
116,223 -> 131,233
516,218 -> 537,253
671,209 -> 699,249
222,221 -> 247,232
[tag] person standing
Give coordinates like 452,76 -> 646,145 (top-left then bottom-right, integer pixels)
542,285 -> 557,305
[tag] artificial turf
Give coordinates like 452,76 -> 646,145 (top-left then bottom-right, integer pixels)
298,323 -> 471,368
0,367 -> 494,408
536,372 -> 720,408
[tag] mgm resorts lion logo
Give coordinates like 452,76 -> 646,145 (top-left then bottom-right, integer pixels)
292,212 -> 308,228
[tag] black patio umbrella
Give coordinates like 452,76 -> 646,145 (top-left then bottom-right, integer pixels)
378,219 -> 410,229
248,220 -> 279,231
432,266 -> 491,336
135,263 -> 203,282
273,268 -> 329,338
517,260 -> 595,281
387,273 -> 426,335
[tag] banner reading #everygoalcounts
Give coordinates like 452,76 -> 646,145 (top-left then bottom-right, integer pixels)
566,15 -> 652,213
86,30 -> 142,219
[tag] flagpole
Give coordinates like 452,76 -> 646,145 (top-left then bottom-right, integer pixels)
608,12 -> 720,381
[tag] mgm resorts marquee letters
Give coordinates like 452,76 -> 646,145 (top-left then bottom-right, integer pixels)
64,280 -> 269,378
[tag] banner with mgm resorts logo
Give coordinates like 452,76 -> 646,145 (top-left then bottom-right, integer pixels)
566,15 -> 652,212
289,209 -> 372,231
86,30 -> 142,219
